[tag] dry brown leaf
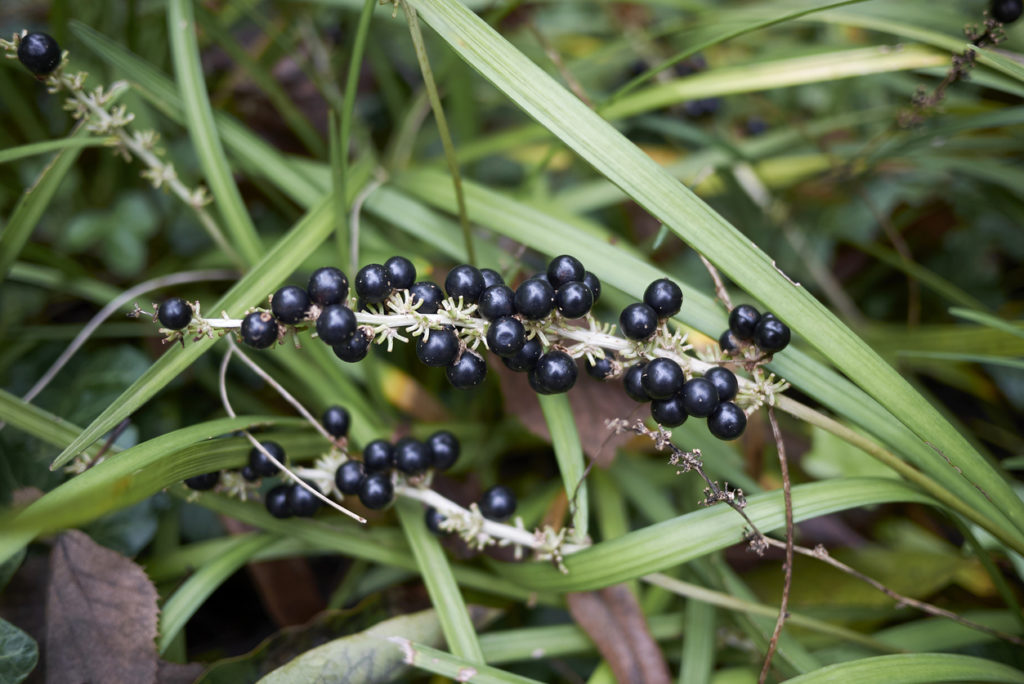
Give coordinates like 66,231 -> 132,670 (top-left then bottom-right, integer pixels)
567,584 -> 671,684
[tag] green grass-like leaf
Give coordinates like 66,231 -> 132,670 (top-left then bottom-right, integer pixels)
537,394 -> 588,542
0,137 -> 108,165
784,653 -> 1024,684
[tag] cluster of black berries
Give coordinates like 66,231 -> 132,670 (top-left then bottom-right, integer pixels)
717,304 -> 791,357
15,32 -> 62,76
425,484 -> 517,537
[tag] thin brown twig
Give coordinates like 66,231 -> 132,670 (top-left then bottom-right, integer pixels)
699,255 -> 732,312
759,407 -> 793,684
526,20 -> 593,109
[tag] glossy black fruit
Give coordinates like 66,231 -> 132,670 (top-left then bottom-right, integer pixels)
641,357 -> 684,400
643,279 -> 683,318
624,363 -> 651,402
555,282 -> 594,319
447,350 -> 487,389
316,304 -> 356,345
416,328 -> 460,367
334,460 -> 365,495
409,281 -> 445,314
651,396 -> 688,427
547,254 -> 585,288
384,256 -> 417,290
993,0 -> 1023,23
307,266 -> 349,306
272,285 -> 311,324
158,297 -> 192,330
753,316 -> 791,353
241,311 -> 279,349
729,305 -> 761,340
479,485 -> 517,521
333,328 -> 372,362
355,264 -> 392,303
425,507 -> 448,535
619,303 -> 658,340
501,335 -> 543,372
394,437 -> 431,475
582,272 -> 602,304
585,357 -> 613,380
358,472 -> 393,509
708,402 -> 747,440
719,329 -> 738,353
362,439 -> 395,473
184,471 -> 219,491
680,378 -> 719,418
704,367 -> 738,402
515,278 -> 555,320
288,482 -> 321,517
480,268 -> 505,289
17,33 -> 61,76
322,405 -> 351,438
426,430 -> 460,470
531,350 -> 578,394
478,285 -> 517,320
445,265 -> 486,304
486,316 -> 526,357
265,485 -> 293,518
249,441 -> 286,477
241,465 -> 260,482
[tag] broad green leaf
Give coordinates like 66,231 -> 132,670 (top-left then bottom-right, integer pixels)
537,394 -> 588,542
0,618 -> 38,684
784,653 -> 1024,684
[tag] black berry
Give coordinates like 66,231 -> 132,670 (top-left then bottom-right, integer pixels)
17,33 -> 61,76
241,465 -> 260,482
355,264 -> 392,303
993,0 -> 1023,23
333,328 -> 372,362
359,472 -> 394,509
271,285 -> 311,324
322,405 -> 351,438
395,437 -> 431,475
479,485 -> 516,521
515,278 -> 555,320
316,304 -> 356,345
643,279 -> 683,318
486,316 -> 526,357
384,256 -> 417,290
445,265 -> 486,304
624,363 -> 651,402
409,281 -> 445,314
184,471 -> 219,491
719,329 -> 739,353
307,266 -> 349,307
708,401 -> 747,440
249,441 -> 286,477
619,303 -> 658,340
362,439 -> 395,473
417,328 -> 460,367
478,285 -> 517,320
426,430 -> 460,470
705,367 -> 738,402
288,482 -> 321,517
585,357 -> 613,380
547,254 -> 586,288
555,282 -> 594,319
729,305 -> 761,340
501,335 -> 543,372
158,297 -> 192,330
265,485 -> 293,518
754,316 -> 791,353
528,368 -> 554,395
582,272 -> 602,304
531,350 -> 578,394
651,396 -> 688,427
335,460 -> 365,495
425,507 -> 448,535
447,350 -> 487,389
241,311 -> 279,349
480,268 -> 505,289
680,378 -> 719,418
641,358 -> 684,400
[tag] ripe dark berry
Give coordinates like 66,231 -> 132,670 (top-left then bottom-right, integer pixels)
619,303 -> 658,340
447,350 -> 487,389
355,264 -> 392,303
425,507 -> 448,535
445,264 -> 486,304
384,256 -> 417,290
480,268 -> 505,289
358,472 -> 394,510
624,363 -> 651,402
643,279 -> 683,318
307,266 -> 349,306
532,350 -> 578,394
394,437 -> 431,475
288,482 -> 321,517
651,396 -> 688,427
704,367 -> 738,402
265,485 -> 293,518
271,285 -> 311,324
708,401 -> 747,440
993,0 -> 1023,23
426,430 -> 460,470
719,329 -> 738,353
316,304 -> 357,345
409,281 -> 444,314
241,465 -> 259,482
479,485 -> 516,521
515,278 -> 555,320
729,305 -> 761,340
585,357 -> 613,380
486,316 -> 526,357
322,405 -> 351,438
362,439 -> 395,473
17,33 -> 62,76
335,460 -> 365,495
555,282 -> 594,319
753,316 -> 791,353
501,335 -> 543,372
249,441 -> 286,478
416,328 -> 460,367
641,358 -> 684,400
478,285 -> 517,320
680,378 -> 719,418
184,471 -> 219,491
547,254 -> 586,288
333,328 -> 372,362
158,297 -> 192,330
582,272 -> 602,304
241,311 -> 279,349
